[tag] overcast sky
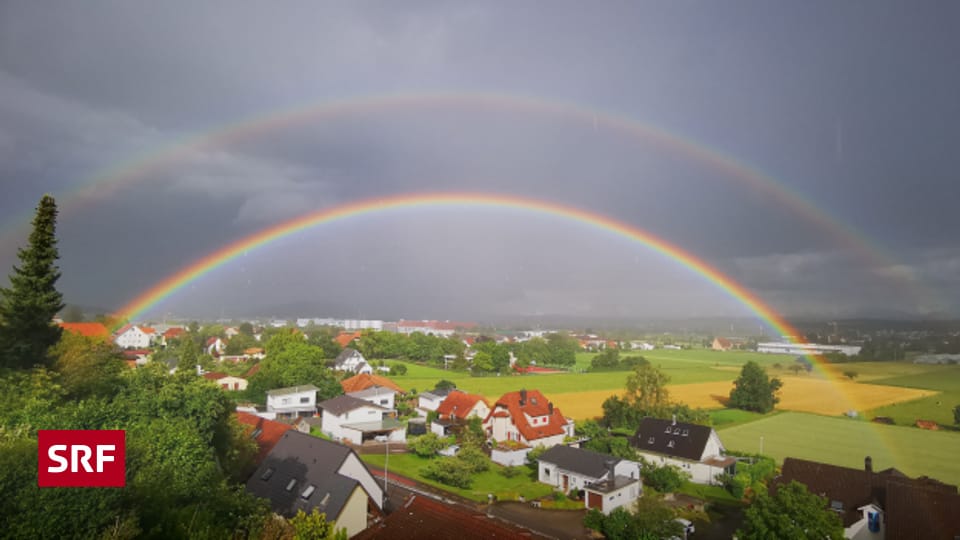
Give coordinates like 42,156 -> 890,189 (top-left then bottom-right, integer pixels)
1,1 -> 958,322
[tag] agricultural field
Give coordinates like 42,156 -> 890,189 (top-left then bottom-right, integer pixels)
718,411 -> 960,486
863,365 -> 960,427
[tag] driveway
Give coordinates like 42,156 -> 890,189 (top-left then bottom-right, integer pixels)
488,501 -> 591,540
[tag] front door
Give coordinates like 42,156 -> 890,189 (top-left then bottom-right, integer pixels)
587,491 -> 602,510
561,474 -> 568,491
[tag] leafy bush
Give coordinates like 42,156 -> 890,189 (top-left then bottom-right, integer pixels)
457,444 -> 490,473
389,363 -> 408,376
641,462 -> 687,493
408,432 -> 448,458
499,466 -> 523,478
422,458 -> 473,488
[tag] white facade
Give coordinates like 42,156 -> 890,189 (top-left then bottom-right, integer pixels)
335,349 -> 373,374
635,430 -> 731,485
845,503 -> 884,540
211,375 -> 248,391
538,458 -> 640,492
491,447 -> 531,467
346,386 -> 396,410
322,404 -> 387,442
757,341 -> 862,356
266,385 -> 318,417
336,451 -> 384,509
114,325 -> 154,349
418,392 -> 447,412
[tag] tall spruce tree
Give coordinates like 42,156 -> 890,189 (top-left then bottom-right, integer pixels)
0,195 -> 65,369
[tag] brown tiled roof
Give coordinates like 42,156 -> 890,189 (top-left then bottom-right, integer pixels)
436,390 -> 488,420
353,494 -> 537,540
59,322 -> 110,338
777,457 -> 960,532
335,331 -> 361,348
483,390 -> 569,442
202,372 -> 228,380
235,412 -> 294,464
340,373 -> 405,394
885,478 -> 960,539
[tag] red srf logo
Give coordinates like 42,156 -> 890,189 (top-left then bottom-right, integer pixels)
38,430 -> 126,487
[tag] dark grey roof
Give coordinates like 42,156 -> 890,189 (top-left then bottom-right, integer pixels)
586,475 -> 640,494
538,445 -> 620,480
246,430 -> 365,519
632,417 -> 713,461
318,394 -> 387,416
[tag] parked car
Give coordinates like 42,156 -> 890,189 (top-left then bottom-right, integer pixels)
438,444 -> 460,457
374,435 -> 389,443
670,518 -> 695,540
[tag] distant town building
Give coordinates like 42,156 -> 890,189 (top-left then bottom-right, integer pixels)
334,348 -> 373,374
757,342 -> 861,356
396,320 -> 477,337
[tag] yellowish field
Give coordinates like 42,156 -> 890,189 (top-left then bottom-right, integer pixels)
668,377 -> 938,416
536,377 -> 937,420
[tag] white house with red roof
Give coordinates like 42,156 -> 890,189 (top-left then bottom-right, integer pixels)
206,336 -> 226,356
161,327 -> 186,346
483,389 -> 575,456
114,324 -> 157,349
59,322 -> 110,340
436,390 -> 490,422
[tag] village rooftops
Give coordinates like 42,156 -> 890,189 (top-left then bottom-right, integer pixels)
633,417 -> 715,462
319,394 -> 388,416
341,418 -> 404,432
539,445 -> 626,479
340,372 -> 405,394
266,385 -> 319,397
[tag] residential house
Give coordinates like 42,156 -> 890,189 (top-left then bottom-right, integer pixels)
334,348 -> 373,374
538,445 -> 642,515
59,322 -> 110,340
161,327 -> 186,346
318,395 -> 405,445
114,324 -> 156,349
266,385 -> 319,418
776,457 -> 960,540
711,337 -> 745,351
203,372 -> 248,391
293,416 -> 323,435
631,417 -> 735,485
121,349 -> 152,367
206,336 -> 226,356
335,331 -> 362,349
340,373 -> 405,394
224,327 -> 240,338
236,411 -> 294,464
246,430 -> 384,537
483,389 -> 575,465
244,347 -> 266,360
436,390 -> 489,422
417,387 -> 452,414
629,341 -> 655,351
346,386 -> 397,410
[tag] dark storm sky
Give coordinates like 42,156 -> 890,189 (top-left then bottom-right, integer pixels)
1,1 -> 958,321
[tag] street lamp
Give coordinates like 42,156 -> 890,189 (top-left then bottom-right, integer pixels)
383,434 -> 389,507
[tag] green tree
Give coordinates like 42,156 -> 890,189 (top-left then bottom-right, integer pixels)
238,322 -> 254,336
591,348 -> 621,370
289,509 -> 347,540
52,332 -> 125,399
633,495 -> 684,538
729,361 -> 783,413
953,404 -> 960,425
0,195 -> 65,369
843,370 -> 858,380
641,461 -> 687,492
625,364 -> 671,411
224,333 -> 257,355
737,481 -> 844,539
422,457 -> 473,488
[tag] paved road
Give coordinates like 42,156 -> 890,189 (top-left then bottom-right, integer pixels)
487,502 -> 591,540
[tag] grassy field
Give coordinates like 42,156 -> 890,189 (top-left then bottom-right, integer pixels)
361,453 -> 553,502
862,365 -> 960,427
709,408 -> 772,428
718,411 -> 960,486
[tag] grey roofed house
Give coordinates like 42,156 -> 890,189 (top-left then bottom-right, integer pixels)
632,417 -> 714,461
266,384 -> 320,396
246,430 -> 365,520
538,445 -> 627,479
319,394 -> 388,416
420,387 -> 453,400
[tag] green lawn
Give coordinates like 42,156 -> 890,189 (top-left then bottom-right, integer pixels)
389,349 -> 781,399
709,408 -> 772,428
861,365 -> 960,427
718,411 -> 960,486
676,481 -> 741,506
361,453 -> 553,502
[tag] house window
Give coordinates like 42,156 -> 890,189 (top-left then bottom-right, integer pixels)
668,441 -> 675,448
664,426 -> 671,433
251,428 -> 263,439
544,468 -> 551,476
260,467 -> 275,481
301,485 -> 316,499
647,437 -> 655,444
282,398 -> 290,405
285,479 -> 297,492
682,429 -> 689,436
300,397 -> 310,404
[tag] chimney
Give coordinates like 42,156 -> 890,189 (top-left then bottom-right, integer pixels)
548,402 -> 554,415
672,414 -> 677,426
865,456 -> 873,473
520,389 -> 527,406
605,459 -> 616,481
